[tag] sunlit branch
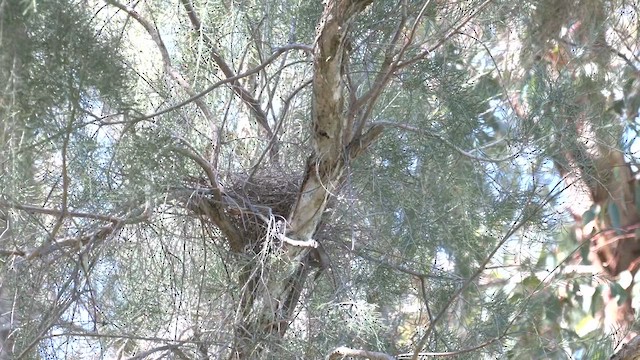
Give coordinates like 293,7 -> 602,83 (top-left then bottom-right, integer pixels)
326,346 -> 395,360
107,0 -> 221,166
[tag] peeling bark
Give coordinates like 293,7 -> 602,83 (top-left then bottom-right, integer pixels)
525,12 -> 640,339
231,0 -> 374,358
546,99 -> 640,337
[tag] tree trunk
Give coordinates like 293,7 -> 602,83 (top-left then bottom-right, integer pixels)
524,5 -> 640,339
229,0 -> 375,358
557,124 -> 640,336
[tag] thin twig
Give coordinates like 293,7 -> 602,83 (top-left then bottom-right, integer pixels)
397,0 -> 495,69
49,113 -> 73,240
371,121 -> 515,163
107,0 -> 220,153
130,43 -> 312,123
0,201 -> 121,223
410,179 -> 571,360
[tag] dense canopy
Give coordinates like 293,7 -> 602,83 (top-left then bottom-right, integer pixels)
2,0 -> 640,359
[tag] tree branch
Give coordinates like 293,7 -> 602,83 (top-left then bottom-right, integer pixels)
410,181 -> 568,360
232,2 -> 375,355
0,201 -> 121,223
107,0 -> 221,167
610,334 -> 640,360
350,0 -> 429,139
371,121 -> 515,163
397,336 -> 503,358
0,197 -> 154,259
50,116 -> 72,240
170,143 -> 245,251
130,43 -> 312,124
326,346 -> 395,360
9,223 -> 121,260
180,0 -> 280,143
397,0 -> 494,69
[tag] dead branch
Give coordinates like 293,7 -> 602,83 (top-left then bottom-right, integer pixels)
326,346 -> 395,360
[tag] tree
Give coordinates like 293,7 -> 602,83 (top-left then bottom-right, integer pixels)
2,0 -> 640,359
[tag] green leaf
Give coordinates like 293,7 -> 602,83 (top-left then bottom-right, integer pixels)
590,286 -> 604,317
610,283 -> 628,306
582,207 -> 597,226
608,201 -> 622,235
580,241 -> 591,265
522,275 -> 542,291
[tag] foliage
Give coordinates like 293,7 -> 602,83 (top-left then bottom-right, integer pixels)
2,0 -> 640,359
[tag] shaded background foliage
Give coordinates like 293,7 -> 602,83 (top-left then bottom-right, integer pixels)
2,0 -> 640,359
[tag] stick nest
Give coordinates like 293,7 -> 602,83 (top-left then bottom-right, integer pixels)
223,171 -> 302,243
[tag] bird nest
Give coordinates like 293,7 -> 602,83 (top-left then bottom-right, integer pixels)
223,171 -> 302,244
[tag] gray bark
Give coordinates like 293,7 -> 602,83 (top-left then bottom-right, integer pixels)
231,0 -> 376,358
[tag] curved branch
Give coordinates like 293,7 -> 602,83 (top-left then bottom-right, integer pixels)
170,142 -> 245,251
107,0 -> 221,166
181,0 -> 305,145
131,43 -> 312,123
170,137 -> 219,193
